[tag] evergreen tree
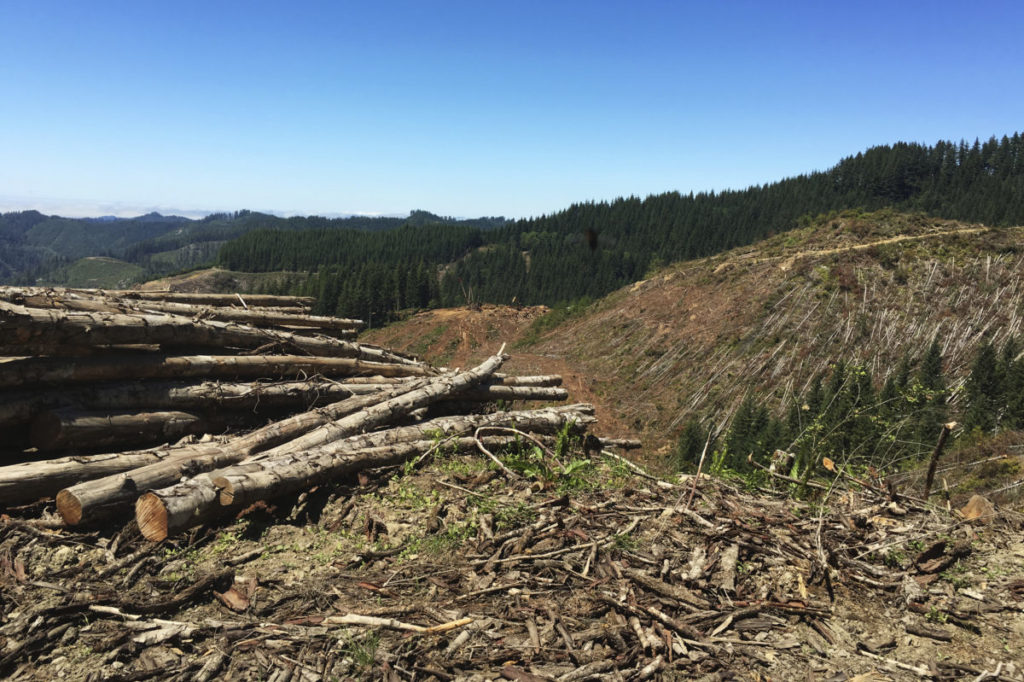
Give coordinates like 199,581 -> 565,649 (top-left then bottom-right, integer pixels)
963,341 -> 1002,434
912,337 -> 948,449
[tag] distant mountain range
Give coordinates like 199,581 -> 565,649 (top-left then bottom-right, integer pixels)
3,133 -> 1023,304
0,209 -> 507,286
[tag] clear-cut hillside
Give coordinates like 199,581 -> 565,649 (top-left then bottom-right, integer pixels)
368,210 -> 1024,456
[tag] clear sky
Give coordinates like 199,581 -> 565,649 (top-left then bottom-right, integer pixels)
2,0 -> 1022,219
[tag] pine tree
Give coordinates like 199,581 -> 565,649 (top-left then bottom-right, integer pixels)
963,342 -> 1001,434
912,337 -> 948,450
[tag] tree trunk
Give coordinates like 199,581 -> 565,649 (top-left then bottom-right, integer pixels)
53,382 -> 423,524
137,404 -> 595,540
119,291 -> 316,309
216,435 -> 513,506
0,379 -> 414,428
30,409 -> 214,452
37,296 -> 363,333
0,286 -> 316,309
0,449 -> 179,507
492,374 -> 563,387
253,349 -> 509,458
0,354 -> 433,390
220,404 -> 596,505
0,300 -> 417,364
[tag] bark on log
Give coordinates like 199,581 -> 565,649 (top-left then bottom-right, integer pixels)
216,406 -> 594,507
137,403 -> 595,540
492,374 -> 563,387
0,301 -> 416,364
0,450 -> 180,507
458,386 -> 568,402
0,354 -> 432,390
0,286 -> 315,309
121,291 -> 316,308
30,408 -> 215,452
251,349 -> 509,459
54,382 -> 424,524
0,379 -> 415,428
35,296 -> 363,333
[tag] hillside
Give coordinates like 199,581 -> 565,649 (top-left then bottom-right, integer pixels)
366,210 -> 1024,469
0,209 -> 503,286
52,257 -> 146,289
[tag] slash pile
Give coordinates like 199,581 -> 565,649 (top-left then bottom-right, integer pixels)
1,453 -> 1022,681
0,287 -> 609,538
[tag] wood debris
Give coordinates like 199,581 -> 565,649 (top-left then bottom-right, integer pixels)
0,287 -> 1022,680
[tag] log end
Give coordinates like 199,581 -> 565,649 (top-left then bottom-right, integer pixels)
55,488 -> 83,525
136,492 -> 170,542
213,476 -> 235,506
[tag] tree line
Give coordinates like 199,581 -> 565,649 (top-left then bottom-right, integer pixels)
219,133 -> 1024,323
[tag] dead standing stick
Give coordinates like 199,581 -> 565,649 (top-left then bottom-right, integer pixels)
922,421 -> 956,501
684,429 -> 715,510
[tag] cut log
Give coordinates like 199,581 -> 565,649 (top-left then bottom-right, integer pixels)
0,286 -> 315,309
29,408 -> 218,452
0,449 -> 183,507
0,354 -> 432,390
120,291 -> 316,308
216,406 -> 595,507
492,374 -> 563,387
137,403 -> 595,540
35,296 -> 363,333
54,382 -> 424,524
251,348 -> 509,459
458,386 -> 568,402
0,300 -> 416,364
0,378 -> 416,428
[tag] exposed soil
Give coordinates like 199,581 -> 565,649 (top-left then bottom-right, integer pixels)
3,455 -> 1022,681
136,268 -> 304,294
362,305 -> 642,465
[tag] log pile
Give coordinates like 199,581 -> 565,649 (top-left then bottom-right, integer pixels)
0,287 -> 610,538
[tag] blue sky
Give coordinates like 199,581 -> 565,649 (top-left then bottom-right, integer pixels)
1,1 -> 1022,219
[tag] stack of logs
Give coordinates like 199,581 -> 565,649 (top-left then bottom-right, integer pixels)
0,287 -> 609,541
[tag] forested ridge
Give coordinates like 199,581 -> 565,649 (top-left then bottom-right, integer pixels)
0,208 -> 503,285
218,134 -> 1024,322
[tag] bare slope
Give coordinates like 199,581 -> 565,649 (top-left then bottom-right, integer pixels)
369,210 -> 1024,458
136,267 -> 304,293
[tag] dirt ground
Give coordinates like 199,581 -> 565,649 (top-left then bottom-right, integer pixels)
2,449 -> 1022,681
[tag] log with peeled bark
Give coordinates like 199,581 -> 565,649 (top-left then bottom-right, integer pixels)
251,348 -> 509,459
0,300 -> 416,364
53,381 -> 425,524
29,408 -> 223,452
492,374 -> 563,387
0,354 -> 433,390
136,403 -> 595,540
0,448 -> 184,507
122,291 -> 316,308
0,286 -> 316,309
216,436 -> 513,506
27,295 -> 363,334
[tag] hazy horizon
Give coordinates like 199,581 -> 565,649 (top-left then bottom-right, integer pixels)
3,1 -> 1022,219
